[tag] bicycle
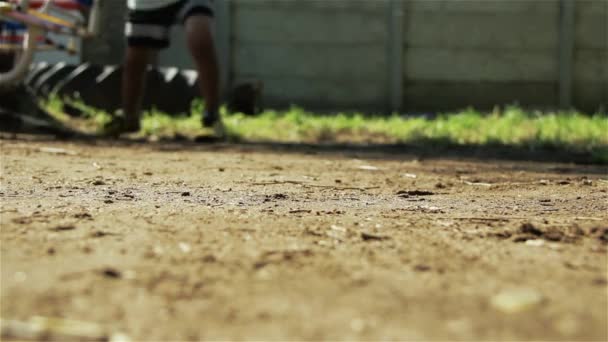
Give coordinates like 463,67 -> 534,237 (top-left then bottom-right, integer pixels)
0,0 -> 102,90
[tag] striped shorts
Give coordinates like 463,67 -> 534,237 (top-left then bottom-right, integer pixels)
125,0 -> 214,49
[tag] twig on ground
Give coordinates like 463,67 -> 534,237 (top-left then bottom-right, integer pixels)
450,217 -> 517,222
305,185 -> 380,191
249,180 -> 307,186
247,181 -> 378,191
289,209 -> 312,214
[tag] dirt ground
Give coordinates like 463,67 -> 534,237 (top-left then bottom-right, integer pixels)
1,136 -> 607,341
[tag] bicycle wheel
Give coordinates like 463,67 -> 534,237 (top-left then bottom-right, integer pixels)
0,0 -> 39,91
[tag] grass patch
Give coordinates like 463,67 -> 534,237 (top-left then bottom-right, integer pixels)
43,96 -> 608,163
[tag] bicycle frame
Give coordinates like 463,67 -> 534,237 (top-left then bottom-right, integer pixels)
0,0 -> 102,89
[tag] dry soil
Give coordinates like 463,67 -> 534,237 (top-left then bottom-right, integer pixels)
1,137 -> 607,341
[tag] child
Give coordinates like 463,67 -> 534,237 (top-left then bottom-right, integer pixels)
107,0 -> 222,136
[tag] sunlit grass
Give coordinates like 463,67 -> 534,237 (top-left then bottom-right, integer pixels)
223,106 -> 607,158
44,96 -> 608,163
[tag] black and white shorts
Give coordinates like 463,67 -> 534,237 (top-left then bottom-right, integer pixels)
125,0 -> 214,49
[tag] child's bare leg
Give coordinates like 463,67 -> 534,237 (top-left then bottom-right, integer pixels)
184,15 -> 219,125
122,46 -> 153,127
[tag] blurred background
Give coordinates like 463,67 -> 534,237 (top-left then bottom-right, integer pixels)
35,0 -> 608,114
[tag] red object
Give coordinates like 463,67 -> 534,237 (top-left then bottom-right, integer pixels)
0,34 -> 45,42
0,35 -> 25,42
8,0 -> 87,10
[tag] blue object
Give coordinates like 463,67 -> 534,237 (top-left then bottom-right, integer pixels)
1,20 -> 26,31
2,21 -> 26,30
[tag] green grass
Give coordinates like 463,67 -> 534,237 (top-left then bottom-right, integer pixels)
44,96 -> 608,163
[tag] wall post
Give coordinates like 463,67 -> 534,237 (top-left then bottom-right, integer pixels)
558,0 -> 575,109
388,0 -> 404,113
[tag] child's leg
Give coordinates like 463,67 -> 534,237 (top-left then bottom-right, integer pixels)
184,15 -> 219,126
122,46 -> 153,127
115,2 -> 175,134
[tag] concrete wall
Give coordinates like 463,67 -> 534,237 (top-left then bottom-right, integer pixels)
573,0 -> 608,111
81,0 -> 126,65
229,0 -> 390,112
400,0 -> 607,113
402,0 -> 561,111
78,0 -> 607,113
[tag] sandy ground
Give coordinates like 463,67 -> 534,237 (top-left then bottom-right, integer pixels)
1,137 -> 607,341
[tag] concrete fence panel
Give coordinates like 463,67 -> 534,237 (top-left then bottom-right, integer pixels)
231,0 -> 390,111
572,0 -> 608,111
401,0 -> 562,111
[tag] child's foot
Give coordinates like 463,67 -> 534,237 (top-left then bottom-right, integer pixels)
102,112 -> 140,137
202,111 -> 225,138
202,110 -> 219,127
